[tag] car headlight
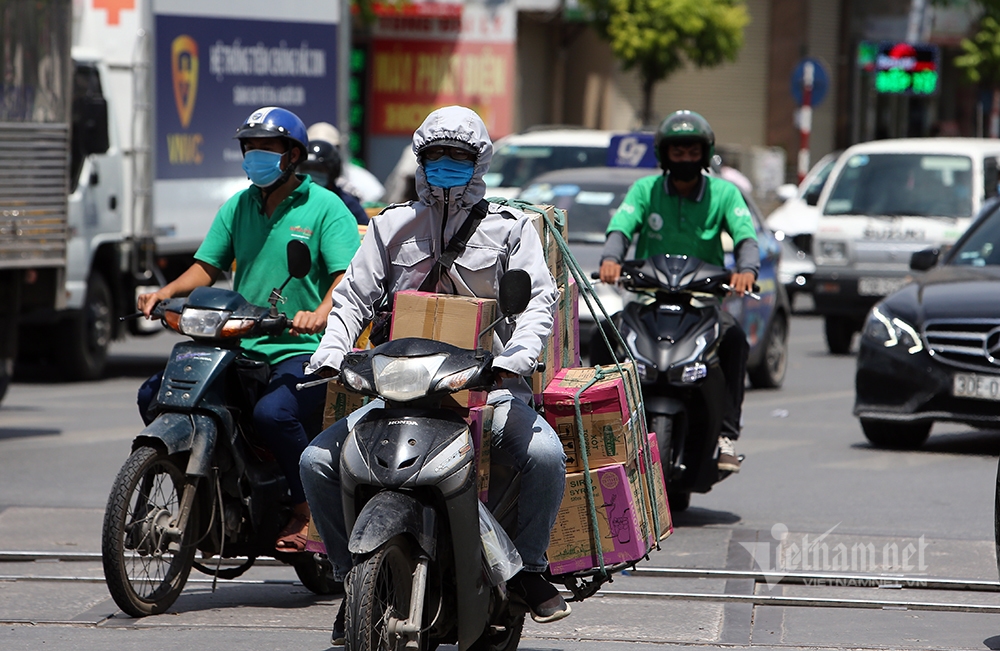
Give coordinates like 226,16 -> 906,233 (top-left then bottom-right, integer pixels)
372,354 -> 448,402
179,308 -> 231,337
818,240 -> 847,262
863,306 -> 923,354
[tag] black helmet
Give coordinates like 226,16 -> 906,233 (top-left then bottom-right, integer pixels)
234,106 -> 309,160
301,140 -> 342,190
654,110 -> 715,168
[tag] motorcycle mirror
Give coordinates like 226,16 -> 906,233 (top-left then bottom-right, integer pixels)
287,240 -> 312,279
498,269 -> 531,316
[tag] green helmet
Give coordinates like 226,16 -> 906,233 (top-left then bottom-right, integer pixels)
654,110 -> 715,168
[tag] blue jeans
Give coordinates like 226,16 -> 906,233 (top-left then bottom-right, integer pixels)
137,354 -> 325,504
300,392 -> 567,580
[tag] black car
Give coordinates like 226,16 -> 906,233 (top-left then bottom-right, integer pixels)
855,197 -> 1000,449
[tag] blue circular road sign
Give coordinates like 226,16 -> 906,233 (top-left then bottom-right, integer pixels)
791,57 -> 829,107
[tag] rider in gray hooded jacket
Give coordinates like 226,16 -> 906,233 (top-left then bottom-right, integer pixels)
301,106 -> 571,642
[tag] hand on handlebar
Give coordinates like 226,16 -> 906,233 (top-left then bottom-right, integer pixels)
137,290 -> 169,319
728,271 -> 757,297
599,260 -> 622,284
289,309 -> 328,335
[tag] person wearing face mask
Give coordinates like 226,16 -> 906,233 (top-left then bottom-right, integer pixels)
300,139 -> 370,225
599,109 -> 759,474
300,106 -> 571,645
135,107 -> 361,554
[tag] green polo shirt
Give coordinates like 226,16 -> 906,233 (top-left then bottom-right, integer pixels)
606,173 -> 757,267
195,175 -> 361,365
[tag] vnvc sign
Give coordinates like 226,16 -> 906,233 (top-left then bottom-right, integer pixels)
859,42 -> 940,96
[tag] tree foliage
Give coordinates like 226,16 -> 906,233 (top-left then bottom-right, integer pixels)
956,14 -> 1000,86
581,0 -> 749,123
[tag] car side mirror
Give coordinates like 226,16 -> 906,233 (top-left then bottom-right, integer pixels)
776,183 -> 797,202
287,240 -> 312,279
498,269 -> 531,316
910,248 -> 939,272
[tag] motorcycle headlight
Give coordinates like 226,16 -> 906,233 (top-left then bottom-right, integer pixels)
179,308 -> 230,337
341,365 -> 373,393
863,306 -> 923,354
434,365 -> 480,393
372,354 -> 448,402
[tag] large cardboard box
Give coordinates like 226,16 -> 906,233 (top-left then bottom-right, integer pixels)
559,278 -> 581,368
543,365 -> 638,472
640,431 -> 673,542
323,380 -> 370,429
547,463 -> 648,575
530,301 -> 562,402
390,290 -> 495,408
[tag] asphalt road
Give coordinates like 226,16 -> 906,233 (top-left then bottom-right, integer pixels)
2,314 -> 1000,650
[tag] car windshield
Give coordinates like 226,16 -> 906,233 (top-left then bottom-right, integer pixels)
519,180 -> 633,236
950,205 -> 1000,266
483,145 -> 608,189
801,155 -> 837,204
822,153 -> 973,218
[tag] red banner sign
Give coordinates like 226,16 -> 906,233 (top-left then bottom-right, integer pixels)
370,5 -> 515,137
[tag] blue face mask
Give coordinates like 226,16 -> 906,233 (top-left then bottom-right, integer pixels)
242,149 -> 285,187
424,157 -> 475,188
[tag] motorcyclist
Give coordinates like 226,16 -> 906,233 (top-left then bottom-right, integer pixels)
300,105 -> 571,645
135,106 -> 362,553
598,110 -> 759,474
300,139 -> 370,225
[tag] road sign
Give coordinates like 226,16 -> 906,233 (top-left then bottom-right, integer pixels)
791,57 -> 829,107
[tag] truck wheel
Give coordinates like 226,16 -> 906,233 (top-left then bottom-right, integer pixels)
824,316 -> 854,355
0,357 -> 11,404
63,273 -> 113,381
860,419 -> 931,450
748,315 -> 787,389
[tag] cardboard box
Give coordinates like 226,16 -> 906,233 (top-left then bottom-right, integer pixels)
640,431 -> 673,542
390,290 -> 494,408
466,405 -> 494,503
543,365 -> 638,472
559,278 -> 581,368
305,519 -> 326,554
323,380 -> 370,430
530,304 -> 561,402
390,290 -> 496,352
547,463 -> 648,575
527,204 -> 569,283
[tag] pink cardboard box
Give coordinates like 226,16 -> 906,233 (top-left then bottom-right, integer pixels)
638,431 -> 673,543
547,463 -> 647,575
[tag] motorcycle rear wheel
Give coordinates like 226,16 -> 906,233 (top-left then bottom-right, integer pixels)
102,446 -> 197,617
470,615 -> 524,651
345,535 -> 419,650
293,552 -> 342,595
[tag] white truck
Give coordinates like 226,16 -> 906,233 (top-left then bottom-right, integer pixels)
15,0 -> 344,381
0,0 -> 75,404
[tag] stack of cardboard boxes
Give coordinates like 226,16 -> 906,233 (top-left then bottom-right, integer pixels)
542,363 -> 672,575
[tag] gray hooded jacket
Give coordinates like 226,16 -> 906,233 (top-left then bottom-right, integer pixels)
308,106 -> 559,377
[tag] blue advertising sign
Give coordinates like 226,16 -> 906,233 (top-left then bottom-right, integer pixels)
607,133 -> 658,168
155,15 -> 337,180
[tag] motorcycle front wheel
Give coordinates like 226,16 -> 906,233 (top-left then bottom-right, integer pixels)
345,534 -> 419,651
102,446 -> 197,617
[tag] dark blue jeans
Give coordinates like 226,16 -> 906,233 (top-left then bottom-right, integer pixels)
137,353 -> 325,504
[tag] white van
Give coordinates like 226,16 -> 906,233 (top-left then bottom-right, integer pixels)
811,138 -> 1000,353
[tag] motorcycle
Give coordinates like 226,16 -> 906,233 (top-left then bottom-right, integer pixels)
101,240 -> 337,617
590,254 -> 755,511
329,269 -> 533,651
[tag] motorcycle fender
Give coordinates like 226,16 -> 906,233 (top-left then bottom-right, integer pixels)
132,412 -> 218,477
348,491 -> 436,559
644,396 -> 685,416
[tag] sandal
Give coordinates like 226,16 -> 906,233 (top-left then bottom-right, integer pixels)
275,512 -> 310,553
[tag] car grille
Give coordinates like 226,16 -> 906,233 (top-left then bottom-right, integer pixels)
923,319 -> 1000,373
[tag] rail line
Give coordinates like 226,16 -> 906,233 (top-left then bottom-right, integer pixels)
5,550 -> 1000,615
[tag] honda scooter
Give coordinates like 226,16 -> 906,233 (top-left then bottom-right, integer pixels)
101,241 -> 336,617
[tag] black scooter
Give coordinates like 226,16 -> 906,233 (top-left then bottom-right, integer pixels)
591,254 -> 755,511
101,241 -> 336,617
329,270 -> 532,651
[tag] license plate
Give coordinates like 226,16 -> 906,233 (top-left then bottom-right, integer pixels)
858,277 -> 908,297
953,373 -> 1000,401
